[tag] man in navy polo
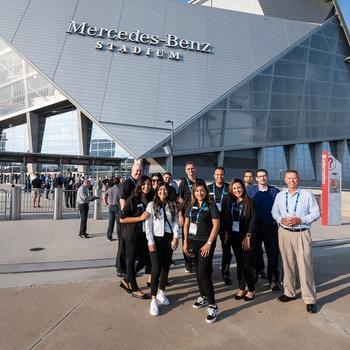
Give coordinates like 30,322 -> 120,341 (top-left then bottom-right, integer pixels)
247,169 -> 280,291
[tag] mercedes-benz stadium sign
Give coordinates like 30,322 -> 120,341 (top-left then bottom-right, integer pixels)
66,20 -> 213,61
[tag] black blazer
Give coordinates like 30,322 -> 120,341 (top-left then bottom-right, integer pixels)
221,195 -> 256,237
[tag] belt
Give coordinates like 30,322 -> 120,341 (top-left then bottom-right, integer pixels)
281,226 -> 307,232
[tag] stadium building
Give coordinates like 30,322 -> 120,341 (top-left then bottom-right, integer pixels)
0,0 -> 350,186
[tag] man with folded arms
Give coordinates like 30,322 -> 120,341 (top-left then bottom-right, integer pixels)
272,170 -> 320,313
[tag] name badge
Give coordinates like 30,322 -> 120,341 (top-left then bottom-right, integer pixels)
216,203 -> 221,212
137,204 -> 143,209
232,221 -> 240,232
189,222 -> 197,235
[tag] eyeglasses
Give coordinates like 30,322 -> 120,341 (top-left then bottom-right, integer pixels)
151,179 -> 159,183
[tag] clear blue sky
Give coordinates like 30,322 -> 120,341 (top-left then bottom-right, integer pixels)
336,0 -> 350,39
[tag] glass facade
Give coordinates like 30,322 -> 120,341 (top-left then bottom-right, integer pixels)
260,147 -> 287,182
172,17 -> 350,185
0,122 -> 28,152
40,109 -> 80,155
0,37 -> 64,117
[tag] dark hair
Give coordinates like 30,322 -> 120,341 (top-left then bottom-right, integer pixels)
256,169 -> 268,176
214,166 -> 225,173
113,177 -> 120,185
151,173 -> 163,180
229,178 -> 252,219
152,183 -> 176,220
184,161 -> 195,169
244,170 -> 254,177
135,175 -> 152,200
163,171 -> 172,177
190,181 -> 210,207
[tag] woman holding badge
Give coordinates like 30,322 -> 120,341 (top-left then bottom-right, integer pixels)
183,182 -> 220,324
221,178 -> 257,301
145,183 -> 180,316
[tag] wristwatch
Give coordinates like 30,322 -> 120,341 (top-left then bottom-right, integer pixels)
207,240 -> 213,246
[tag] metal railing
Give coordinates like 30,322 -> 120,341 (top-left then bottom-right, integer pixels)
20,189 -> 78,213
2,186 -> 108,220
0,188 -> 9,220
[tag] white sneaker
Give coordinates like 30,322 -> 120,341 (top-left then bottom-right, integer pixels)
206,305 -> 218,324
150,299 -> 159,316
193,296 -> 208,309
156,291 -> 170,305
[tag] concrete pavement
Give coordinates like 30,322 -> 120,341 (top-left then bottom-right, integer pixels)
0,216 -> 349,350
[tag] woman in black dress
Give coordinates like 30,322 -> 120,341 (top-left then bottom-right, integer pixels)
120,175 -> 153,299
221,178 -> 256,301
183,182 -> 220,324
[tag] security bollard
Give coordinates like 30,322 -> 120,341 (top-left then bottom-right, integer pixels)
94,188 -> 102,220
10,186 -> 21,220
54,187 -> 63,220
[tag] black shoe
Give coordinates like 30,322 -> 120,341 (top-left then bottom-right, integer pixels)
132,291 -> 148,299
116,272 -> 125,278
223,277 -> 232,286
166,279 -> 174,287
79,233 -> 89,239
120,280 -> 131,294
306,304 -> 317,313
270,282 -> 281,292
278,294 -> 296,302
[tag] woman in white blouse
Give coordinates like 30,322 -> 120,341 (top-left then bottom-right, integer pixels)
145,183 -> 180,316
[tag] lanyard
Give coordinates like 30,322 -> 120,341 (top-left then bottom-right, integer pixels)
129,176 -> 136,186
186,178 -> 193,191
214,185 -> 226,204
231,201 -> 243,219
190,202 -> 207,224
285,191 -> 300,215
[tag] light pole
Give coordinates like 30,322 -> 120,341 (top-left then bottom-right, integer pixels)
165,120 -> 174,174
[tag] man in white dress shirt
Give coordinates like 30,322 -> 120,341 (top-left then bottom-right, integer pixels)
271,170 -> 320,314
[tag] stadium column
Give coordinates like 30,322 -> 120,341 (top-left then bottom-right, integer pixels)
217,151 -> 224,167
26,111 -> 39,174
77,109 -> 92,174
283,144 -> 296,170
329,140 -> 346,162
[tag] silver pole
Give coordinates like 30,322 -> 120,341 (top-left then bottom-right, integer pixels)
10,186 -> 21,220
93,188 -> 102,220
54,187 -> 62,220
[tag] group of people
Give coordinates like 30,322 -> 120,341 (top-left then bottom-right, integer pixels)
27,171 -> 102,208
100,161 -> 321,324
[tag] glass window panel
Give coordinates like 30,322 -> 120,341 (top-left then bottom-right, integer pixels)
308,49 -> 333,67
268,111 -> 299,127
266,127 -> 298,143
282,46 -> 308,62
0,36 -> 64,117
304,80 -> 331,96
271,76 -> 304,95
302,95 -> 330,110
274,60 -> 306,79
270,94 -> 302,110
306,65 -> 333,82
0,123 -> 28,152
260,147 -> 287,181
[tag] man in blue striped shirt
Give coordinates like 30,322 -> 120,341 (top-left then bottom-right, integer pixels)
272,170 -> 320,314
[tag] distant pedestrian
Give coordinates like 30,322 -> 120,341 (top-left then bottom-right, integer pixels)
104,177 -> 120,241
272,170 -> 320,314
76,179 -> 98,238
31,173 -> 43,208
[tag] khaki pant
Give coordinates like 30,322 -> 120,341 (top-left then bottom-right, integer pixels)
278,227 -> 316,304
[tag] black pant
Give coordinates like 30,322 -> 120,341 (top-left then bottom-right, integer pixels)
219,229 -> 232,278
255,223 -> 279,283
124,230 -> 148,292
65,190 -> 74,207
228,233 -> 255,292
107,205 -> 119,240
135,234 -> 152,275
116,222 -> 126,274
189,239 -> 216,305
182,228 -> 193,271
78,203 -> 89,235
149,233 -> 173,296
